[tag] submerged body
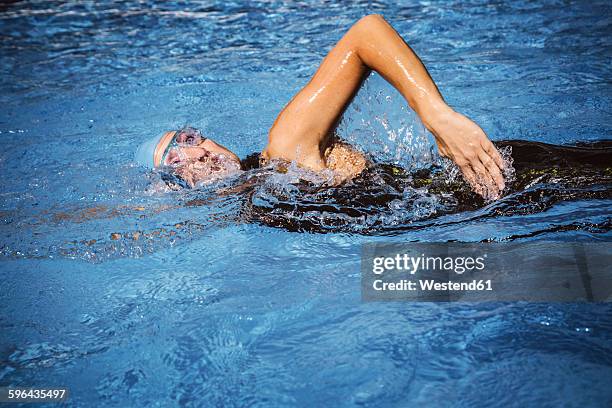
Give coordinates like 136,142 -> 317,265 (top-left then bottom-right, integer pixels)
100,140 -> 612,236
240,140 -> 612,234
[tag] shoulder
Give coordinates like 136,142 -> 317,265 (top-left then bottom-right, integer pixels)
324,140 -> 368,181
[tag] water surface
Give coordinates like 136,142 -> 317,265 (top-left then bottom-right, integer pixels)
1,1 -> 611,406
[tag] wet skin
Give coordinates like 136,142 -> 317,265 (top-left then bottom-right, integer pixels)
164,15 -> 506,198
265,14 -> 505,199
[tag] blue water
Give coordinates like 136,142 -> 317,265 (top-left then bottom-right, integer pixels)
1,1 -> 611,406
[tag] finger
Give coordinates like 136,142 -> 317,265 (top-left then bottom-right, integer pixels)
479,151 -> 505,191
460,165 -> 484,197
482,139 -> 505,170
469,160 -> 500,199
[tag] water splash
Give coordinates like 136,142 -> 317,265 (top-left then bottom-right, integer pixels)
338,75 -> 437,171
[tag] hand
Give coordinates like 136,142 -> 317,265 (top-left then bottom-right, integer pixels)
426,108 -> 506,200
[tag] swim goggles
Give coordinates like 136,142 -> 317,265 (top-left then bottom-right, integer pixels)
161,126 -> 208,166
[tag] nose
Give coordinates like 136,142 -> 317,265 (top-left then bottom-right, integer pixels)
180,146 -> 209,161
164,146 -> 210,166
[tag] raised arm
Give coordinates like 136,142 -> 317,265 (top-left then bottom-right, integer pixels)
265,14 -> 505,199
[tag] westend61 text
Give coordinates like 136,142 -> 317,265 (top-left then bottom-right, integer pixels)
373,279 -> 493,292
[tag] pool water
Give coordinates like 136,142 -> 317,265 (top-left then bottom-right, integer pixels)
1,1 -> 611,406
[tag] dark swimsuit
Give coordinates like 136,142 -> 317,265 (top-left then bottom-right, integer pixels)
241,152 -> 265,171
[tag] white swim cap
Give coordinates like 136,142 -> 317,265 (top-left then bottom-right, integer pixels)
134,135 -> 160,169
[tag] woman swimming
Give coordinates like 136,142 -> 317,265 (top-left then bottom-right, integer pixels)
135,14 -> 506,200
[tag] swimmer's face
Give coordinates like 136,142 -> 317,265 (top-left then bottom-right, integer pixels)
156,128 -> 242,187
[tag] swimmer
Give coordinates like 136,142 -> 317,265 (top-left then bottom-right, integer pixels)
135,14 -> 506,199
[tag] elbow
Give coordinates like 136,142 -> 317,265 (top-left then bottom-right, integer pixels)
352,14 -> 390,37
358,14 -> 387,26
350,14 -> 390,52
